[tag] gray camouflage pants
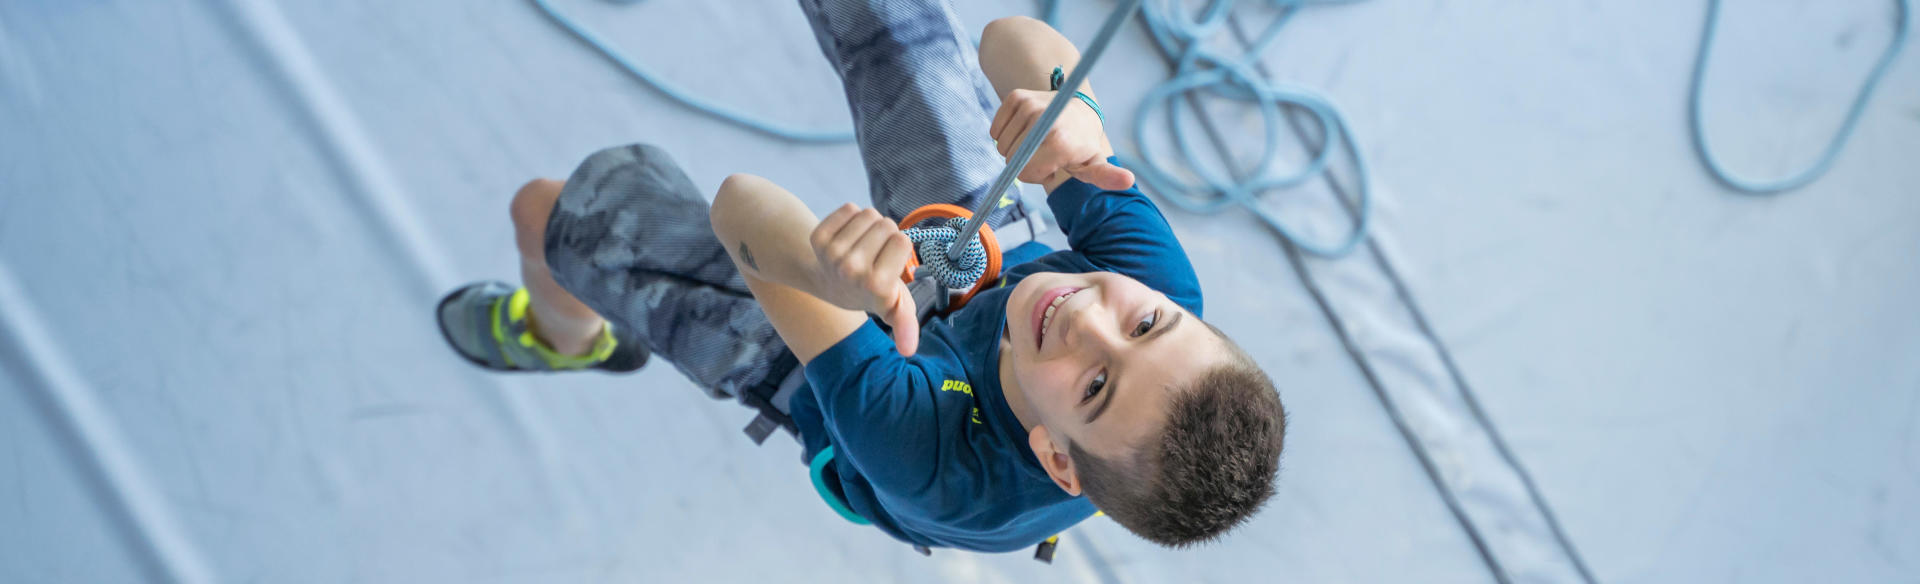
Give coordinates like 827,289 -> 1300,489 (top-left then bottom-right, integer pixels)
543,0 -> 1016,400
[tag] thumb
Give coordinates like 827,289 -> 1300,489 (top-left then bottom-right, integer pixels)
883,285 -> 920,357
1071,161 -> 1136,191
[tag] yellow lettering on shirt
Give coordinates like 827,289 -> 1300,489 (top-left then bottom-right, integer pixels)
940,380 -> 984,424
940,379 -> 973,397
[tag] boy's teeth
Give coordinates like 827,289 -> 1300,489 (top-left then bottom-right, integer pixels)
1041,290 -> 1076,339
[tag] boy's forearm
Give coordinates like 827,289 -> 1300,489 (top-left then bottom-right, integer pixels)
711,174 -> 884,362
979,16 -> 1102,108
710,173 -> 824,294
979,16 -> 1120,191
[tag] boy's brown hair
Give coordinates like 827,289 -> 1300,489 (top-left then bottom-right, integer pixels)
1069,330 -> 1285,547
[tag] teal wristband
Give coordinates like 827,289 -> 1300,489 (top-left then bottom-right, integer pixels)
1050,66 -> 1105,126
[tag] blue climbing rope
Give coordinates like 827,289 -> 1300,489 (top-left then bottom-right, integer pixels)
1088,0 -> 1375,258
1689,0 -> 1910,194
529,0 -> 856,143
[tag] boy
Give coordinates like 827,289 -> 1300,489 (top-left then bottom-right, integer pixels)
437,3 -> 1285,552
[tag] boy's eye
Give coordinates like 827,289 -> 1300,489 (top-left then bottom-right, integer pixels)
1082,370 -> 1107,404
1131,310 -> 1159,337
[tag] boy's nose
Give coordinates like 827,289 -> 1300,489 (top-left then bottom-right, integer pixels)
1069,297 -> 1120,350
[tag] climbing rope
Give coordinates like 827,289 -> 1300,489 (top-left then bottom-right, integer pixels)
1080,0 -> 1376,258
904,217 -> 991,290
529,0 -> 855,143
1689,0 -> 1910,194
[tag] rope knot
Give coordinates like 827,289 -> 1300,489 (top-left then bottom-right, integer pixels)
903,217 -> 989,290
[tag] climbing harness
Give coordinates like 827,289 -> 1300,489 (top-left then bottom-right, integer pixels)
1689,0 -> 1910,194
739,351 -> 802,446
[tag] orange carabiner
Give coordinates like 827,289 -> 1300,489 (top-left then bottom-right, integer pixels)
898,204 -> 1001,311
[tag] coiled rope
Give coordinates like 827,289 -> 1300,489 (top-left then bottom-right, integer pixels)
1112,0 -> 1375,258
1688,0 -> 1910,194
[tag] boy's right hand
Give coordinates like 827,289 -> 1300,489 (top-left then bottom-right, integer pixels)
990,88 -> 1135,190
809,204 -> 920,356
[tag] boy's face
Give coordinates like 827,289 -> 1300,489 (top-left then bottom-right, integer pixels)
1002,271 -> 1227,494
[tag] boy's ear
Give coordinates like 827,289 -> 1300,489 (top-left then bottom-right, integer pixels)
1028,425 -> 1082,496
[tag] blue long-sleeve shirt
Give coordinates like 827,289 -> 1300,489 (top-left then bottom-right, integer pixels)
787,158 -> 1203,551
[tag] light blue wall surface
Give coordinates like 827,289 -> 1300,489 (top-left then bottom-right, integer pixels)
2,0 -> 1915,582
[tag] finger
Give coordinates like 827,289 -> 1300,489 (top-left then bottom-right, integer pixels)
834,208 -> 887,245
995,95 -> 1042,157
990,90 -> 1022,139
1018,134 -> 1069,183
811,203 -> 861,251
1066,157 -> 1137,191
824,207 -> 881,262
992,114 -> 1017,157
874,231 -> 915,285
1094,165 -> 1137,191
998,113 -> 1036,159
848,217 -> 900,274
884,287 -> 920,357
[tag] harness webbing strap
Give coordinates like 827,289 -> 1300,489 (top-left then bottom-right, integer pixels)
740,352 -> 801,445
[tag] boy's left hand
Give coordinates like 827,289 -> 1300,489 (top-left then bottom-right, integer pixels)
990,88 -> 1135,190
809,204 -> 920,357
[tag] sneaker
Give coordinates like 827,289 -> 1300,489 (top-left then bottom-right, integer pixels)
435,281 -> 647,373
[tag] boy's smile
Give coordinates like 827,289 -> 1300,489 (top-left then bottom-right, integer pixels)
1030,285 -> 1081,351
